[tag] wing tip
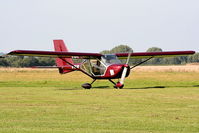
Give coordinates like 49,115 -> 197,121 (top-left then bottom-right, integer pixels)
8,50 -> 22,55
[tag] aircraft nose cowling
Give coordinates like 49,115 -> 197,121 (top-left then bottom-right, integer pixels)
124,64 -> 128,67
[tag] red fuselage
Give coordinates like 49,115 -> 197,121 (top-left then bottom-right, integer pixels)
95,64 -> 130,79
61,64 -> 130,79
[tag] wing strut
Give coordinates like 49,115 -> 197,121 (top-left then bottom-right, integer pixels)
60,58 -> 94,79
130,57 -> 154,69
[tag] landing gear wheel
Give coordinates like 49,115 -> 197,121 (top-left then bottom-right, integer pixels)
82,83 -> 92,89
114,82 -> 124,89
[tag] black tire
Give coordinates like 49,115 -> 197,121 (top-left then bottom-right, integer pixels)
82,83 -> 92,89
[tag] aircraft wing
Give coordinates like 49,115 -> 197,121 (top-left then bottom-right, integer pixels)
115,51 -> 195,59
7,50 -> 195,59
7,50 -> 102,59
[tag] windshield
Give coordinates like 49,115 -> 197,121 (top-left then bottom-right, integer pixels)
101,54 -> 122,65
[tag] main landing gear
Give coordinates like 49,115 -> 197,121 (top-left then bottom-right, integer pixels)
81,79 -> 96,89
81,79 -> 124,89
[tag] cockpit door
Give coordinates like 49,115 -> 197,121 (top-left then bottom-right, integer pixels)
80,59 -> 107,76
90,59 -> 106,76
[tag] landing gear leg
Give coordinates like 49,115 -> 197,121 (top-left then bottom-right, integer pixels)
82,79 -> 96,89
109,79 -> 124,89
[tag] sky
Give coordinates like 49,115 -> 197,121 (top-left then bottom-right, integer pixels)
0,0 -> 198,53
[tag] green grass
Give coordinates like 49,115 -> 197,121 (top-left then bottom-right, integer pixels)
0,69 -> 199,133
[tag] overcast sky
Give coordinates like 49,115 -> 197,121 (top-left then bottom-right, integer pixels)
0,0 -> 198,53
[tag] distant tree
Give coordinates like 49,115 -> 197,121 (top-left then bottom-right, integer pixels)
37,57 -> 55,66
100,50 -> 111,54
100,44 -> 134,64
5,56 -> 23,67
146,47 -> 190,65
0,55 -> 55,67
21,57 -> 55,67
146,47 -> 163,64
146,47 -> 162,52
110,45 -> 133,53
162,57 -> 181,65
188,53 -> 199,63
177,56 -> 188,64
0,58 -> 8,66
21,57 -> 39,67
100,45 -> 133,54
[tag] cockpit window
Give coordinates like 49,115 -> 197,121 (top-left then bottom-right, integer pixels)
101,54 -> 122,65
80,59 -> 107,76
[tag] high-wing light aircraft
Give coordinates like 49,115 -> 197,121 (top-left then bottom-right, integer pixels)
2,40 -> 195,89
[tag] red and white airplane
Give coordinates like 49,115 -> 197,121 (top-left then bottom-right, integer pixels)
3,40 -> 195,89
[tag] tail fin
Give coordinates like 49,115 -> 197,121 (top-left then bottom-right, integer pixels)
53,40 -> 74,74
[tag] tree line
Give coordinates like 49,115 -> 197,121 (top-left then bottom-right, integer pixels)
0,45 -> 198,67
0,56 -> 55,67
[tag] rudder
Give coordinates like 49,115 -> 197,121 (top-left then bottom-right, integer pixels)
53,40 -> 74,74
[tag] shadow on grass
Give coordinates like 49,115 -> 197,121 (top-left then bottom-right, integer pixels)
126,85 -> 199,90
57,86 -> 110,90
125,86 -> 166,90
92,86 -> 110,89
193,85 -> 199,87
57,88 -> 83,91
56,85 -> 199,90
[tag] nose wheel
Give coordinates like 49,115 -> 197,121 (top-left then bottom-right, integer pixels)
109,79 -> 124,89
114,82 -> 124,89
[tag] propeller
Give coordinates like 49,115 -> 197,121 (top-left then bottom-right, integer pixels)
115,52 -> 131,89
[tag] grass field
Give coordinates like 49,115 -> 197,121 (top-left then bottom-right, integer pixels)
0,66 -> 199,133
